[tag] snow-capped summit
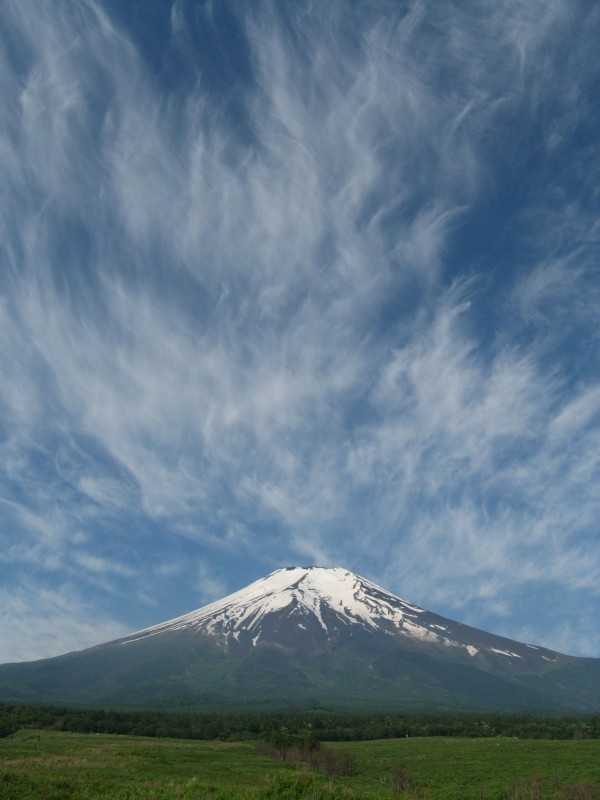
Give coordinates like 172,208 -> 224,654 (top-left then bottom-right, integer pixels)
1,565 -> 598,713
117,566 -> 554,665
121,566 -> 432,647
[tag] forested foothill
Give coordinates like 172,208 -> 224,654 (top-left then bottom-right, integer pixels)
1,702 -> 599,742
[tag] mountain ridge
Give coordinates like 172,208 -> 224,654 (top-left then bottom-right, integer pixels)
0,566 -> 598,713
115,566 -> 566,667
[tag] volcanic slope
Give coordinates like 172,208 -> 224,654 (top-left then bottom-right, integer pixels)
0,567 -> 598,711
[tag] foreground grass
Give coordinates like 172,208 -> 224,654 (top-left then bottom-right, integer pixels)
332,737 -> 600,799
0,729 -> 303,799
1,729 -> 599,799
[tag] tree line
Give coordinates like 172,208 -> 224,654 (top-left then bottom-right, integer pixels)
1,701 -> 599,741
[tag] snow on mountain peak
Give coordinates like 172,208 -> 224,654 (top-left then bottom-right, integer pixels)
121,566 -> 431,646
118,566 -> 561,666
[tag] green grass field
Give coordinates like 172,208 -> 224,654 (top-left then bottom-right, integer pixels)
332,737 -> 600,799
1,729 -> 599,799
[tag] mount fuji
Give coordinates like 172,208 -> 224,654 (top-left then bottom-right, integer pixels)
1,567 -> 599,711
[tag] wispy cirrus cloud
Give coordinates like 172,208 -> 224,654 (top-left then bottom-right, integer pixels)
0,0 -> 598,660
0,582 -> 130,663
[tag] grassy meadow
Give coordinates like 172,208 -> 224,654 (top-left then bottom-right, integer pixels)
1,728 -> 599,799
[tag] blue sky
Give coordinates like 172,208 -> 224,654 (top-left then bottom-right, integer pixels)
1,0 -> 599,663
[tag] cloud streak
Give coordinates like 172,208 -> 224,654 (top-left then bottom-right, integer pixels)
0,0 -> 599,660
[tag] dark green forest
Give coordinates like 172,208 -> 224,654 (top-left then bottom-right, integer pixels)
1,701 -> 599,742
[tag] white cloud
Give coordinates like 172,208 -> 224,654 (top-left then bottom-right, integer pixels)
550,385 -> 600,440
74,552 -> 135,579
0,582 -> 130,663
194,560 -> 227,607
0,0 -> 598,657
